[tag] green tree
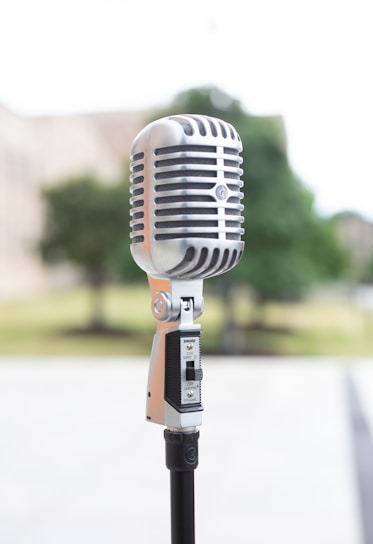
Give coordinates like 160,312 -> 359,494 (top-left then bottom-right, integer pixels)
153,86 -> 347,297
305,216 -> 350,281
145,86 -> 348,350
39,174 -> 129,329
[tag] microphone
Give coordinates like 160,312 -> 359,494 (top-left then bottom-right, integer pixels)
130,114 -> 244,428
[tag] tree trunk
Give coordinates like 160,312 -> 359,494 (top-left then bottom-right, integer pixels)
216,278 -> 242,355
88,271 -> 106,330
250,294 -> 266,329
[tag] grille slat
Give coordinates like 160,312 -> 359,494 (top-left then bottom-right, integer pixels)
156,232 -> 219,241
155,157 -> 217,167
155,182 -> 215,192
155,207 -> 218,216
131,175 -> 144,185
155,170 -> 217,180
155,195 -> 216,205
155,220 -> 219,229
155,144 -> 216,155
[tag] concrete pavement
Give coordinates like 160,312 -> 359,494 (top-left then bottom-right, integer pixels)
0,357 -> 370,543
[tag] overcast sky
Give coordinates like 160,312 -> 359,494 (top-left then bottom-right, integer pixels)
0,0 -> 372,220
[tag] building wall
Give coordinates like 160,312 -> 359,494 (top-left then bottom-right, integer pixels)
0,105 -> 148,299
0,107 -> 44,297
334,212 -> 373,275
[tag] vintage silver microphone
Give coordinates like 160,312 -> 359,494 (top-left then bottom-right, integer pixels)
130,114 -> 244,428
130,114 -> 244,544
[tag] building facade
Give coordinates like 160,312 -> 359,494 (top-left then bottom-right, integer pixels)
0,105 -> 148,299
334,211 -> 373,277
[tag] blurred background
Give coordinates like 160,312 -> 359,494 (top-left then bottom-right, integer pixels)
0,0 -> 372,356
0,2 -> 373,543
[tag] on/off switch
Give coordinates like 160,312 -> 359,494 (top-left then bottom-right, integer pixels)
186,361 -> 203,382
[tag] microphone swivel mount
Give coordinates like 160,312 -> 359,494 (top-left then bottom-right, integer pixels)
146,276 -> 204,428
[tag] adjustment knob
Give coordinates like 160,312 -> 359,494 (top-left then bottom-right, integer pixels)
151,291 -> 172,321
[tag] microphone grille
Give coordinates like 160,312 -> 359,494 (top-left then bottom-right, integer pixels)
130,114 -> 245,279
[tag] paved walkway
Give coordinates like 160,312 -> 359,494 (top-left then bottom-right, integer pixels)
0,357 -> 370,544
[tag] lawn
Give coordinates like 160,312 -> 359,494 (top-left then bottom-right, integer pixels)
0,284 -> 372,356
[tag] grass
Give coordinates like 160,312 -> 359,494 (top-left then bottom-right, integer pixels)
264,299 -> 373,356
0,285 -> 153,356
0,284 -> 372,356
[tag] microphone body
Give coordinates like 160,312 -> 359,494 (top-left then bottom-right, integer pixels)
130,114 -> 244,428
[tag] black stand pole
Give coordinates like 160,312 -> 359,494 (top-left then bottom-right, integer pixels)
164,429 -> 200,544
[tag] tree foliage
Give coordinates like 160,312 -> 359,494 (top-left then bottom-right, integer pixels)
152,86 -> 347,303
40,174 -> 129,327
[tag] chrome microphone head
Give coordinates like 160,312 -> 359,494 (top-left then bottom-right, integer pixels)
130,114 -> 244,280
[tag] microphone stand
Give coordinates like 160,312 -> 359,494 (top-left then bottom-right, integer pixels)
164,427 -> 199,544
146,278 -> 204,544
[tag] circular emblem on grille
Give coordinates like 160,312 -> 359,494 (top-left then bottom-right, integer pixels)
215,185 -> 228,201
